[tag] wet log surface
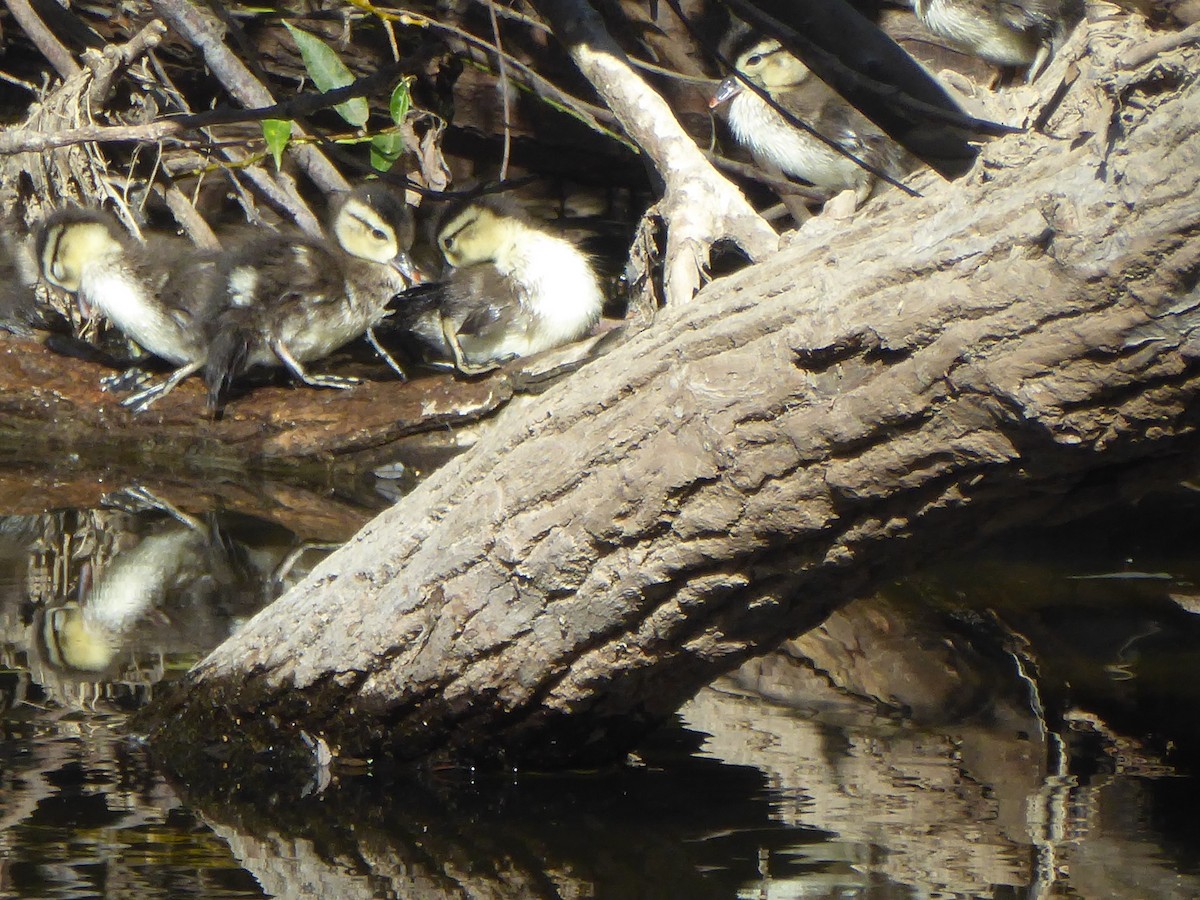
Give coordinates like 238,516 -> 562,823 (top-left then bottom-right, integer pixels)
139,16 -> 1200,779
0,327 -> 622,484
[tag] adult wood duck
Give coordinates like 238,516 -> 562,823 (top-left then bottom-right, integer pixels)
710,34 -> 905,209
387,198 -> 605,375
913,0 -> 1083,82
204,183 -> 418,411
36,208 -> 223,412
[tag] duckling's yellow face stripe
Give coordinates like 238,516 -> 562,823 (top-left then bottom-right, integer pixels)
437,206 -> 506,269
41,221 -> 122,292
736,39 -> 812,90
334,197 -> 401,264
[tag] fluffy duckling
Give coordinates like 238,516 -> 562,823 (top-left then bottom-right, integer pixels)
0,222 -> 43,336
36,208 -> 222,412
710,36 -> 905,209
390,198 -> 604,374
204,183 -> 418,410
913,0 -> 1083,82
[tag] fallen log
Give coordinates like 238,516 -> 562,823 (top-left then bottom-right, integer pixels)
0,330 -> 616,481
142,13 -> 1200,777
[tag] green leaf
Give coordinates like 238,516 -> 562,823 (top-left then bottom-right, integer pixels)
261,118 -> 293,170
370,132 -> 404,172
283,22 -> 369,128
389,79 -> 412,126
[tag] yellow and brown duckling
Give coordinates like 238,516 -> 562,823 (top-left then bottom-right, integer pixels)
913,0 -> 1083,83
389,198 -> 605,375
710,35 -> 906,210
204,183 -> 419,411
36,207 -> 223,412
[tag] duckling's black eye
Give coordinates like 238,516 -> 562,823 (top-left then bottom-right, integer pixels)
442,237 -> 455,251
745,54 -> 762,67
371,227 -> 387,241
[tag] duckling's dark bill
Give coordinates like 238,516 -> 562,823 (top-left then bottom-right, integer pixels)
710,77 -> 743,107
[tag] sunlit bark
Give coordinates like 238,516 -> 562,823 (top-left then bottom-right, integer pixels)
144,14 -> 1200,775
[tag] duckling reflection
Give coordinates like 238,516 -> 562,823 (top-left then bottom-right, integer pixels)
204,183 -> 418,410
914,0 -> 1083,82
388,198 -> 605,374
36,208 -> 223,412
34,489 -> 252,675
710,35 -> 905,210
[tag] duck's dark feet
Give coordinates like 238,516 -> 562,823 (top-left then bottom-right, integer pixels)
101,366 -> 153,393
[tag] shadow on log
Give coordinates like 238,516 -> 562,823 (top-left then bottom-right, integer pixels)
140,13 -> 1200,780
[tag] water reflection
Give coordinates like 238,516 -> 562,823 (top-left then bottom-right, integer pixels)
1,489 -> 1199,897
0,489 -> 338,714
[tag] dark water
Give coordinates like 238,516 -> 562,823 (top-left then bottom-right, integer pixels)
3,484 -> 1200,898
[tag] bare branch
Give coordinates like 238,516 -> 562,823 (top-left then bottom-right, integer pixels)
0,72 -> 406,156
3,0 -> 80,79
0,121 -> 190,154
148,0 -> 350,197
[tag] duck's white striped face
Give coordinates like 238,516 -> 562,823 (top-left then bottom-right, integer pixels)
734,39 -> 812,91
332,196 -> 404,264
437,205 -> 517,269
40,220 -> 123,292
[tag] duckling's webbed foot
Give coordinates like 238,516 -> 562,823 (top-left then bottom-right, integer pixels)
442,318 -> 503,376
118,361 -> 203,413
101,366 -> 154,393
298,372 -> 361,390
272,339 -> 360,390
120,379 -> 172,413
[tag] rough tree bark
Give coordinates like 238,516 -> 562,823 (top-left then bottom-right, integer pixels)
144,15 -> 1200,776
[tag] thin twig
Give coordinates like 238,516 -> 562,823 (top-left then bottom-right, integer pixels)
149,0 -> 350,196
346,0 -> 623,144
705,151 -> 826,201
629,57 -> 719,86
1117,20 -> 1200,69
0,68 -> 40,93
3,0 -> 81,78
0,120 -> 193,154
488,0 -> 513,180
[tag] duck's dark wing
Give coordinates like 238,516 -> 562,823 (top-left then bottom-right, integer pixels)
444,266 -> 524,341
379,282 -> 455,360
997,0 -> 1081,40
801,83 -> 908,176
131,237 -> 225,328
220,234 -> 345,313
380,266 -> 524,363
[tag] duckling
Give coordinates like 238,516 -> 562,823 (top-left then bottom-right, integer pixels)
0,222 -> 44,336
388,198 -> 604,375
36,208 -> 222,412
710,36 -> 905,210
204,183 -> 418,410
913,0 -> 1083,82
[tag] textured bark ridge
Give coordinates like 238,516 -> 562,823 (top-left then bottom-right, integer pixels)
145,18 -> 1200,774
